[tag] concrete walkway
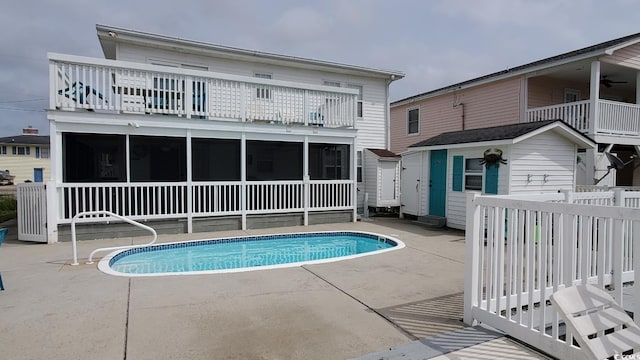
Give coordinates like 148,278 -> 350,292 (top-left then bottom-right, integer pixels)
0,217 -> 548,359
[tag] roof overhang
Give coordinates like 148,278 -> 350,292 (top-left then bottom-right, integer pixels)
404,121 -> 595,153
96,25 -> 405,81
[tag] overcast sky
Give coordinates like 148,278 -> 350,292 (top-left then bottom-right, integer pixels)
1,0 -> 639,137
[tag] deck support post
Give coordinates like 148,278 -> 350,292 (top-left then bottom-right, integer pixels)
463,191 -> 481,326
589,60 -> 600,138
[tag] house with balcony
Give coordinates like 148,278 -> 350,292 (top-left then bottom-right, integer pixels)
43,24 -> 403,242
390,32 -> 640,223
0,127 -> 50,184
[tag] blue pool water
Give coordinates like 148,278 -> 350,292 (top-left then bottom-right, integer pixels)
100,231 -> 404,276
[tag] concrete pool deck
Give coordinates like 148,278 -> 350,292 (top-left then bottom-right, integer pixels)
0,217 -> 549,359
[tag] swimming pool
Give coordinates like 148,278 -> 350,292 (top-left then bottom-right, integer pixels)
99,231 -> 404,277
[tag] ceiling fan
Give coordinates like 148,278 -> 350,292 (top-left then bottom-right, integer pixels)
600,75 -> 628,88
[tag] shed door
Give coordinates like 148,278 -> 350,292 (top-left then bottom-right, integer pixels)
429,149 -> 447,217
34,168 -> 43,182
401,152 -> 421,216
380,161 -> 398,202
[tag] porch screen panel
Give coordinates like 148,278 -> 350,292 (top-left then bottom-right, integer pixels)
192,138 -> 240,181
246,141 -> 302,180
130,136 -> 186,182
308,144 -> 350,180
63,133 -> 126,182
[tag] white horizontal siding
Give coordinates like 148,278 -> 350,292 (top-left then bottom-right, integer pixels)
445,147 -> 511,230
363,150 -> 378,207
117,44 -> 388,151
509,132 -> 576,193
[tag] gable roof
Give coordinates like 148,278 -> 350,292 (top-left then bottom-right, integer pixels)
408,120 -> 595,150
96,25 -> 405,81
392,32 -> 640,106
367,148 -> 400,158
0,135 -> 49,146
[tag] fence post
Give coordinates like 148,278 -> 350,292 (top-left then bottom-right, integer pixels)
634,220 -> 640,326
463,191 -> 481,326
45,180 -> 58,243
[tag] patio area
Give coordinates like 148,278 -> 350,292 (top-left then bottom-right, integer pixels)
0,217 -> 550,359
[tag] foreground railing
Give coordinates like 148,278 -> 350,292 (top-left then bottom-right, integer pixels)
56,180 -> 354,224
464,191 -> 640,360
526,99 -> 640,138
49,53 -> 357,128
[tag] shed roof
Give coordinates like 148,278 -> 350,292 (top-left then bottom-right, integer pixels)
392,32 -> 640,106
0,135 -> 49,145
367,148 -> 400,158
408,120 -> 595,150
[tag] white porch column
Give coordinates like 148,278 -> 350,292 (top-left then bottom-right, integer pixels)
589,60 -> 601,137
303,136 -> 309,226
520,77 -> 528,123
352,137 -> 358,223
186,129 -> 193,233
585,149 -> 597,185
636,71 -> 640,104
241,133 -> 247,230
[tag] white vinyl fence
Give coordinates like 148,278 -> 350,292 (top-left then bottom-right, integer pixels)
464,190 -> 640,360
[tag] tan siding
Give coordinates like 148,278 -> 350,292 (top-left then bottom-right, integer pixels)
602,43 -> 640,70
0,149 -> 50,183
527,76 -> 590,108
390,77 -> 522,154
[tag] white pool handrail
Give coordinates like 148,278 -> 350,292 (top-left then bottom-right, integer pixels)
70,210 -> 157,266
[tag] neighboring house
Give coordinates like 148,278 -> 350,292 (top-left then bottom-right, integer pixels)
391,32 -> 640,187
44,24 -> 403,242
400,121 -> 595,229
0,127 -> 50,183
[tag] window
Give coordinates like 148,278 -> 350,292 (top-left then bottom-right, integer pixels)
408,108 -> 419,134
464,158 -> 483,190
357,151 -> 363,182
564,89 -> 581,103
323,80 -> 341,88
1,146 -> 5,155
35,147 -> 40,158
40,148 -> 50,159
348,84 -> 363,118
12,146 -> 28,155
255,72 -> 272,100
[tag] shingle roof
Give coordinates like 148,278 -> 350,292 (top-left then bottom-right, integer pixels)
0,135 -> 50,145
367,148 -> 400,158
409,120 -> 563,147
392,32 -> 640,105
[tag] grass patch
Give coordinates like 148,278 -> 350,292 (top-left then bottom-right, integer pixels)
0,195 -> 17,223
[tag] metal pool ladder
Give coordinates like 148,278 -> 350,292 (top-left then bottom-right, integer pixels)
70,210 -> 158,266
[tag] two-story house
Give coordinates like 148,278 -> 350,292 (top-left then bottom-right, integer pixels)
390,32 -> 640,228
0,127 -> 50,184
43,25 -> 403,242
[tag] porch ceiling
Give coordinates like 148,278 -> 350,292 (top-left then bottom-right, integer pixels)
535,60 -> 637,93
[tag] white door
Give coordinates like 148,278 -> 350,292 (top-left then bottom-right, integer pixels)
380,161 -> 398,202
401,152 -> 422,216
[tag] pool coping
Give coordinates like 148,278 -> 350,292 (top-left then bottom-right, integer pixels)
98,230 -> 406,277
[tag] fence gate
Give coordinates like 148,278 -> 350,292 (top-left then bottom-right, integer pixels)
17,183 -> 47,242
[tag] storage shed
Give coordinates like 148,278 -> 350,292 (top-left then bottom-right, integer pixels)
400,120 -> 596,230
363,148 -> 401,210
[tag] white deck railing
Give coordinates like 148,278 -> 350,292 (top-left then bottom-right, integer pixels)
464,190 -> 640,360
49,53 -> 358,128
526,99 -> 640,138
56,180 -> 354,224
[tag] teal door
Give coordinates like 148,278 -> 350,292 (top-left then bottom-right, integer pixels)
429,150 -> 447,217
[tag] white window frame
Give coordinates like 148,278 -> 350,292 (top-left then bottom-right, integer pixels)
564,88 -> 581,103
348,84 -> 363,118
40,147 -> 50,159
323,80 -> 341,88
254,72 -> 273,100
464,158 -> 483,191
407,107 -> 420,135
